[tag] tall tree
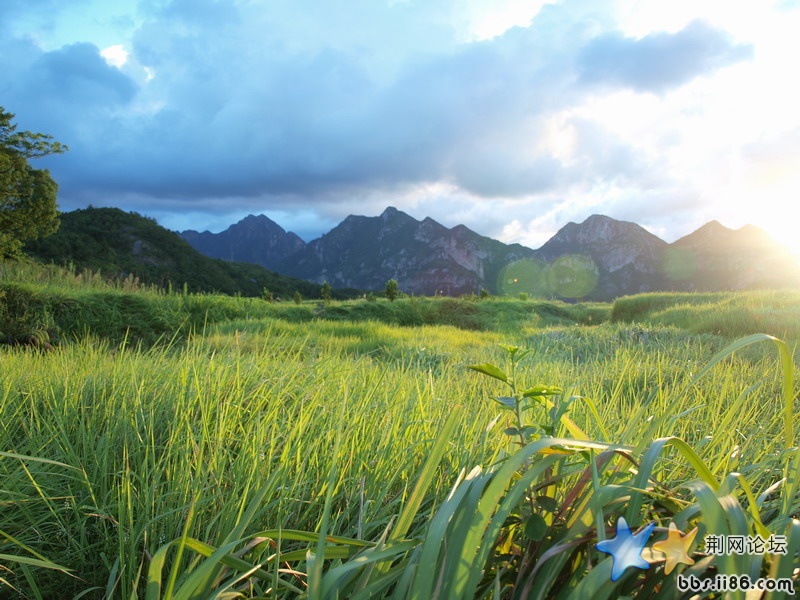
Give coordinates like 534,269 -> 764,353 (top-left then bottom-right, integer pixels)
321,281 -> 332,302
385,278 -> 399,301
1,108 -> 67,257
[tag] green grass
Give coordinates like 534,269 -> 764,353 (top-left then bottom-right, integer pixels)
2,260 -> 800,598
0,328 -> 505,597
2,259 -> 612,346
611,290 -> 800,340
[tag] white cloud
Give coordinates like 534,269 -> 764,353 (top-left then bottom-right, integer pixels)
100,44 -> 129,68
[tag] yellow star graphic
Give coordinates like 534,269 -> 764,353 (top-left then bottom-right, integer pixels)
652,522 -> 698,575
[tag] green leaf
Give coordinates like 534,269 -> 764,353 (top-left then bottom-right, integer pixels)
503,427 -> 519,436
497,344 -> 520,356
145,541 -> 173,600
0,451 -> 79,470
389,407 -> 463,543
535,496 -> 559,513
468,363 -> 508,383
512,349 -> 533,364
524,395 -> 546,406
494,396 -> 517,409
522,385 -> 562,397
523,514 -> 548,541
0,553 -> 72,573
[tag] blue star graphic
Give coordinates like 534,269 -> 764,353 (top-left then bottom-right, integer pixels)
596,517 -> 655,581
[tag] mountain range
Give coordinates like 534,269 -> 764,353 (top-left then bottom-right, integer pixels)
181,207 -> 800,300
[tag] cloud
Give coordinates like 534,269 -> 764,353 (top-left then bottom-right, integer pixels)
1,0 -> 778,244
578,19 -> 753,93
3,42 -> 137,137
0,0 -> 63,29
2,0 -> 595,203
101,45 -> 129,68
32,43 -> 137,104
776,0 -> 800,10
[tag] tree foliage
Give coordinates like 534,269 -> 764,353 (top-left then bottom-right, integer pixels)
25,207 -> 325,298
385,278 -> 399,301
1,107 -> 67,257
321,281 -> 333,302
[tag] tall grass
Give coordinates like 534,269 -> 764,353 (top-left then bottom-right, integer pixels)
295,332 -> 800,599
2,315 -> 798,597
0,258 -> 159,294
3,262 -> 800,596
612,290 -> 800,340
0,326 -> 502,597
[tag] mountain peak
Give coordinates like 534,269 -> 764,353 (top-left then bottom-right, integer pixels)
544,214 -> 665,248
583,214 -> 618,226
674,220 -> 750,247
231,213 -> 287,233
240,213 -> 275,225
180,213 -> 305,269
532,214 -> 669,297
691,220 -> 730,235
380,206 -> 414,222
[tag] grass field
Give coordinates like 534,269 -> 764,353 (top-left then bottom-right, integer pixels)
1,261 -> 799,598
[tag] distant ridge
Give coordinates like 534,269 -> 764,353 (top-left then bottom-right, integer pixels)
38,207 -> 800,300
24,207 -> 322,298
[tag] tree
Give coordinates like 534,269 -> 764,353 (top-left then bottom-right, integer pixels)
321,281 -> 332,302
385,278 -> 399,302
1,108 -> 67,257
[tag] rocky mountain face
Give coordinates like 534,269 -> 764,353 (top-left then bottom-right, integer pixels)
181,214 -> 306,271
181,208 -> 800,300
532,214 -> 669,299
274,206 -> 537,296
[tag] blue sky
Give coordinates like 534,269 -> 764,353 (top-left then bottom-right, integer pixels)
2,0 -> 799,250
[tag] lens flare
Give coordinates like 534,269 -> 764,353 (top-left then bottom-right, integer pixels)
498,255 -> 599,299
548,254 -> 599,299
497,259 -> 549,296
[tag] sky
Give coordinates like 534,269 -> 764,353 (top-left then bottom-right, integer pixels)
2,0 -> 800,251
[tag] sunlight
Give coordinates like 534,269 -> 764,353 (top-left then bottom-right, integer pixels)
744,185 -> 800,257
100,44 -> 129,68
461,0 -> 552,41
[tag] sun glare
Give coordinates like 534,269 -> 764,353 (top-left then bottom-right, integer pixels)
464,0 -> 551,40
100,44 -> 129,68
753,213 -> 800,258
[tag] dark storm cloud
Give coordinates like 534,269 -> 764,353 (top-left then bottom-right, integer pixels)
28,43 -> 138,106
578,20 -> 753,93
0,0 -> 760,229
16,0 -> 594,203
1,40 -> 139,192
